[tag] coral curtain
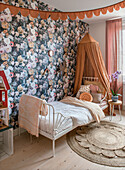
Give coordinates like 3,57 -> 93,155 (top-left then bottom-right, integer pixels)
73,33 -> 110,97
106,19 -> 123,101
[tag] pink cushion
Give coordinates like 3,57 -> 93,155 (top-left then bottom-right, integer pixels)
90,84 -> 99,93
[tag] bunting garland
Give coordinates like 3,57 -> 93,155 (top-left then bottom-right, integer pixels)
0,1 -> 125,20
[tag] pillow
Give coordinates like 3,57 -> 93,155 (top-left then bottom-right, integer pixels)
40,100 -> 48,116
84,80 -> 104,93
79,92 -> 93,102
91,93 -> 102,103
76,85 -> 90,98
90,84 -> 99,93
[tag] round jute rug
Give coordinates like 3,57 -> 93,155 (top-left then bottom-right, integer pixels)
67,121 -> 125,167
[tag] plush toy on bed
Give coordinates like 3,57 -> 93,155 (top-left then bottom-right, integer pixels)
79,92 -> 93,102
40,100 -> 48,116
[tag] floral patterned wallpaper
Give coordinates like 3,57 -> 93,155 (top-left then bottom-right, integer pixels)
0,0 -> 89,128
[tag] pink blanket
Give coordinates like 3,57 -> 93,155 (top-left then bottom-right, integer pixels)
19,94 -> 43,137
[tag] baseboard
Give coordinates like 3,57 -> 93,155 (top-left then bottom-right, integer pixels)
13,128 -> 26,137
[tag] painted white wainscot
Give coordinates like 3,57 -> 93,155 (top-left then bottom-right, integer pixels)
0,125 -> 13,161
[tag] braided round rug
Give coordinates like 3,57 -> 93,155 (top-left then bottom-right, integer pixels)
67,121 -> 125,167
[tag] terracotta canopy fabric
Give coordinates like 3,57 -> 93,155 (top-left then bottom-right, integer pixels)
0,1 -> 125,20
73,33 -> 110,97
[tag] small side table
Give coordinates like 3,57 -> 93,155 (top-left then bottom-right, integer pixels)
108,100 -> 122,121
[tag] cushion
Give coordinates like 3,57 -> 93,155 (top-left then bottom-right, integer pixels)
84,80 -> 104,93
40,100 -> 48,116
76,85 -> 90,99
79,92 -> 93,102
91,93 -> 102,103
90,84 -> 99,93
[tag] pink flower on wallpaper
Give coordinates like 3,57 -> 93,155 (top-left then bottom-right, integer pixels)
54,93 -> 56,97
10,72 -> 14,78
35,84 -> 38,89
31,35 -> 36,42
35,58 -> 38,62
10,41 -> 14,47
35,32 -> 38,36
0,17 -> 5,23
27,36 -> 31,42
0,14 -> 5,22
0,47 -> 4,54
10,103 -> 14,109
5,45 -> 12,53
27,64 -> 31,69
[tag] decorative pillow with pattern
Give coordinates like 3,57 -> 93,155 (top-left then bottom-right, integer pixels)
90,84 -> 99,93
76,85 -> 90,98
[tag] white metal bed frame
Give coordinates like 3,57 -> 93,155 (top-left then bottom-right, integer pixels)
39,103 -> 74,157
19,102 -> 75,157
19,77 -> 108,157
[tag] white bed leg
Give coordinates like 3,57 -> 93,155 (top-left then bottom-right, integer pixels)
52,140 -> 55,157
19,127 -> 20,136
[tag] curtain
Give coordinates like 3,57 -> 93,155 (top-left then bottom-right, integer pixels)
73,33 -> 110,96
106,18 -> 123,102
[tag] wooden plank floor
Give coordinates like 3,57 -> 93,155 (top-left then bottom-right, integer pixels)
0,111 -> 125,170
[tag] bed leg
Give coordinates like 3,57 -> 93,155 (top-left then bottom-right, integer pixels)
52,140 -> 55,157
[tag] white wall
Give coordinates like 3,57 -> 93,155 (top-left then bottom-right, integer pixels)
42,0 -> 123,12
89,21 -> 106,64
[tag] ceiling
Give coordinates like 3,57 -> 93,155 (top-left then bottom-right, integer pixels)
42,0 -> 125,23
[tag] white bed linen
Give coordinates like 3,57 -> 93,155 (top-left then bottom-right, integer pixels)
39,101 -> 93,135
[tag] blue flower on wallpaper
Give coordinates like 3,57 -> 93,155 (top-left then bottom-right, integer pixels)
0,0 -> 89,128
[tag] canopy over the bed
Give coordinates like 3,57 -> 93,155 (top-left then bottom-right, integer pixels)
73,33 -> 110,96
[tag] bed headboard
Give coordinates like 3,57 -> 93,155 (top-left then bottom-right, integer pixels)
83,76 -> 104,93
83,77 -> 98,82
83,76 -> 107,100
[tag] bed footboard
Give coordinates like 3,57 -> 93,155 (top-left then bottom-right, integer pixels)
39,102 -> 73,157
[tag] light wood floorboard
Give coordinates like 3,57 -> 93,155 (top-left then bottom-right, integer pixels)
0,111 -> 125,170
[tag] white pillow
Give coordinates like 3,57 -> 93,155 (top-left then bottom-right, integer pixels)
91,93 -> 102,103
76,85 -> 90,98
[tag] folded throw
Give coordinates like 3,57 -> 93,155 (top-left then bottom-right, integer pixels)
19,94 -> 43,137
60,96 -> 105,123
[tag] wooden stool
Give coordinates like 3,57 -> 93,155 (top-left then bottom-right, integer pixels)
108,100 -> 122,121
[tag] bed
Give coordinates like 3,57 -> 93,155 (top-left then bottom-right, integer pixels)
38,100 -> 95,157
19,77 -> 107,157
